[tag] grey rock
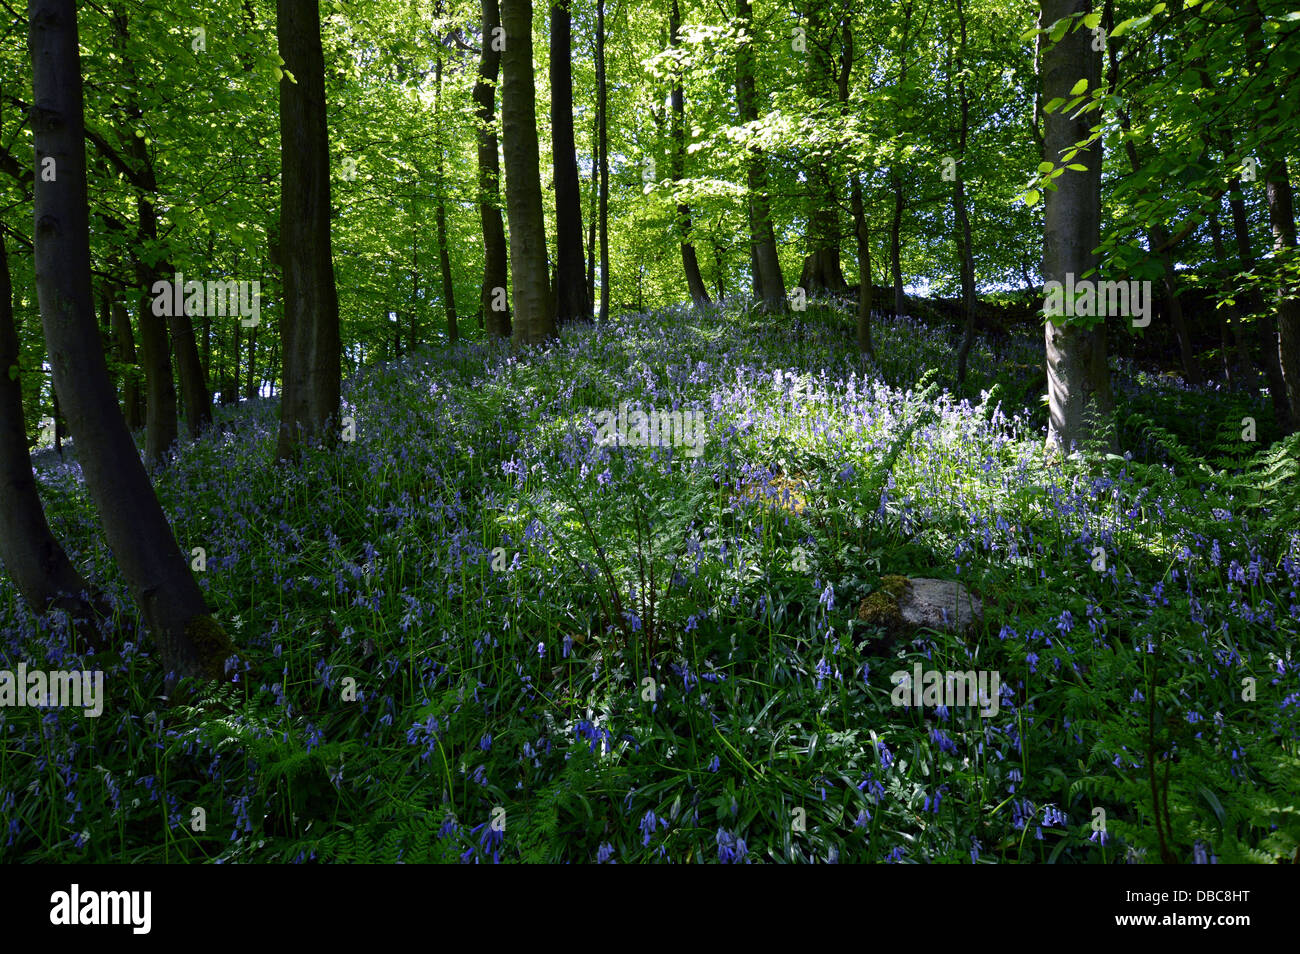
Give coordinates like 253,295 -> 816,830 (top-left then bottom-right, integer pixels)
898,577 -> 982,634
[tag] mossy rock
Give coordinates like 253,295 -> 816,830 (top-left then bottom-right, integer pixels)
858,575 -> 981,637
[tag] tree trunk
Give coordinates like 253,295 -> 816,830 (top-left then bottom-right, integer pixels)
244,321 -> 257,400
27,0 -> 230,679
890,173 -> 906,318
670,0 -> 710,308
501,0 -> 555,345
0,233 -> 109,646
275,0 -> 341,460
1208,209 -> 1251,387
109,295 -> 144,429
550,0 -> 590,324
736,0 -> 785,312
133,194 -> 177,466
1228,176 -> 1289,424
112,9 -> 211,451
473,0 -> 510,338
435,22 -> 458,344
1266,158 -> 1300,430
952,0 -> 977,385
1041,0 -> 1112,453
800,3 -> 846,299
840,20 -> 872,355
597,0 -> 610,322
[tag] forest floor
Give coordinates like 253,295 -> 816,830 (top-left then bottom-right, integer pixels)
3,300 -> 1298,863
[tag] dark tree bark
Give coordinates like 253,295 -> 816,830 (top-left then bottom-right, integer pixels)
1266,158 -> 1300,430
275,0 -> 341,460
473,0 -> 510,338
839,19 -> 872,355
550,0 -> 590,324
799,1 -> 847,298
670,0 -> 711,308
1104,30 -> 1199,385
952,0 -> 977,385
501,0 -> 555,345
27,0 -> 230,678
889,2 -> 913,320
1228,176 -> 1289,424
1241,0 -> 1292,429
244,321 -> 257,400
890,174 -> 906,318
109,7 -> 210,445
133,198 -> 177,464
736,0 -> 786,311
0,233 -> 109,646
435,15 -> 458,344
597,0 -> 610,322
107,293 -> 144,429
1207,209 -> 1251,387
1041,0 -> 1112,453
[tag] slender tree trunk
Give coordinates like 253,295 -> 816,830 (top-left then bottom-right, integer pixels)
1042,0 -> 1112,453
27,0 -> 230,678
133,194 -> 177,465
736,0 -> 785,312
1208,210 -> 1250,387
435,24 -> 458,344
586,106 -> 598,311
840,20 -> 872,355
112,10 -> 210,448
501,0 -> 555,345
474,0 -> 510,338
244,322 -> 257,400
890,174 -> 906,318
952,0 -> 977,385
597,0 -> 610,322
275,0 -> 341,460
411,235 -> 420,347
108,295 -> 144,429
1266,158 -> 1300,430
0,234 -> 109,646
1242,0 -> 1293,430
799,2 -> 846,299
670,0 -> 710,308
1148,223 -> 1200,384
890,2 -> 913,320
1228,177 -> 1289,422
550,0 -> 590,324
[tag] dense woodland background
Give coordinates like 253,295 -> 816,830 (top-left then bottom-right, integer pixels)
0,0 -> 1297,863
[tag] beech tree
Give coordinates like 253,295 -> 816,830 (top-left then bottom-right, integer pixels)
27,0 -> 230,679
0,231 -> 107,646
275,0 -> 341,460
501,0 -> 555,345
550,0 -> 590,325
474,0 -> 511,338
735,0 -> 786,312
1040,0 -> 1112,453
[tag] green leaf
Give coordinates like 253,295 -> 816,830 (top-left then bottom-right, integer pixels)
1037,161 -> 1055,174
1025,189 -> 1041,207
1066,163 -> 1089,172
1043,96 -> 1065,114
1070,78 -> 1089,95
1083,12 -> 1102,29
